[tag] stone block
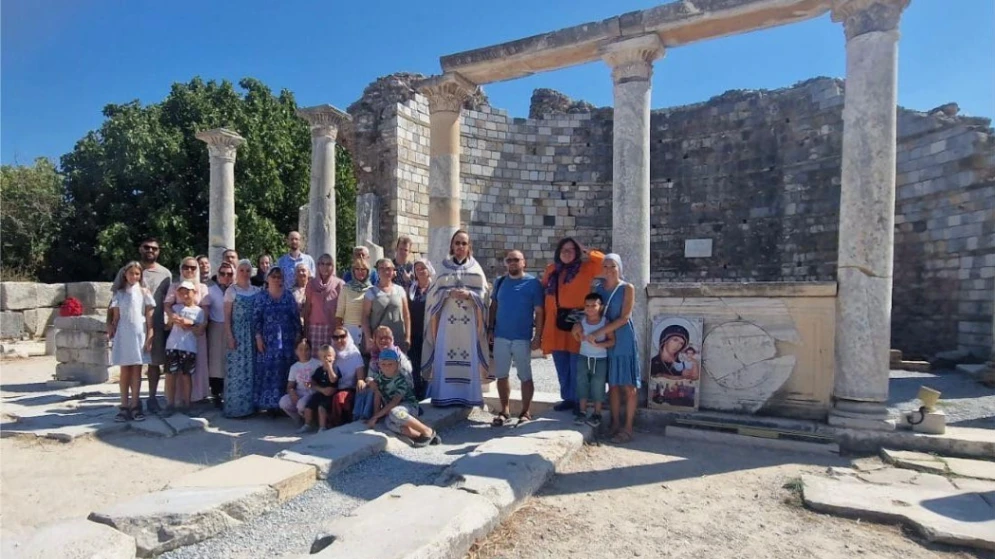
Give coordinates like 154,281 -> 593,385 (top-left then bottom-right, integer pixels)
944,457 -> 995,482
22,307 -> 59,337
275,424 -> 389,480
310,484 -> 499,558
0,282 -> 37,311
1,311 -> 24,339
66,282 -> 113,314
56,329 -> 93,349
168,454 -> 316,503
36,283 -> 66,307
54,314 -> 107,332
55,362 -> 110,384
88,485 -> 279,557
4,518 -> 136,559
56,347 -> 111,365
881,448 -> 948,474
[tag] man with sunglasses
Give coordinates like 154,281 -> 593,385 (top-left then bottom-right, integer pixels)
138,237 -> 172,414
488,250 -> 544,427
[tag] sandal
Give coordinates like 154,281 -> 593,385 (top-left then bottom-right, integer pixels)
611,431 -> 634,444
491,412 -> 510,427
131,407 -> 146,422
114,408 -> 131,422
514,412 -> 532,427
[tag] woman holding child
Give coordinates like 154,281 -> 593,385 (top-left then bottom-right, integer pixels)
253,267 -> 302,414
163,257 -> 211,407
589,253 -> 640,444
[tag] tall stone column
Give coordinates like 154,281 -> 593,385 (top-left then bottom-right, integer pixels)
195,128 -> 245,272
297,105 -> 351,260
828,0 -> 909,431
417,73 -> 476,268
601,34 -> 664,380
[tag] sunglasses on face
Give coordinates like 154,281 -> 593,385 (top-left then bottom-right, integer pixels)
505,258 -> 522,263
182,265 -> 197,271
219,271 -> 233,277
331,334 -> 347,340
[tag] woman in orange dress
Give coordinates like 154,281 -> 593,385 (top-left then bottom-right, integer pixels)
540,237 -> 605,412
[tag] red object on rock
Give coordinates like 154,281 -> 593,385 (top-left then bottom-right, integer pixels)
60,297 -> 84,317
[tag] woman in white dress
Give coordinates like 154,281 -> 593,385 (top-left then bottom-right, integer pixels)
108,261 -> 155,422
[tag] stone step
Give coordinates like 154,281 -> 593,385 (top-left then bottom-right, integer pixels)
167,454 -> 317,503
2,518 -> 136,559
895,360 -> 931,372
890,349 -> 903,364
882,448 -> 995,481
666,425 -> 840,455
836,425 -> 995,459
307,484 -> 499,558
88,485 -> 278,557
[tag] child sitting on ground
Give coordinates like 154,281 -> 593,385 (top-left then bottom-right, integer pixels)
279,338 -> 321,431
366,349 -> 440,447
304,344 -> 339,432
571,292 -> 615,427
164,281 -> 207,415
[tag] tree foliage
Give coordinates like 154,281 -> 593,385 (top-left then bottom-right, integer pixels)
0,158 -> 66,280
50,77 -> 356,280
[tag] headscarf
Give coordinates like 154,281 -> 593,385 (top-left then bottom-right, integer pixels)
312,256 -> 338,295
332,330 -> 364,382
544,237 -> 586,295
408,258 -> 436,301
604,253 -> 625,280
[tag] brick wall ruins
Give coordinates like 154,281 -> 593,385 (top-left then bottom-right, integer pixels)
346,74 -> 995,359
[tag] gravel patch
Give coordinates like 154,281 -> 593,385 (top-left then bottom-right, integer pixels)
508,356 -> 560,396
887,369 -> 995,429
160,409 -> 500,559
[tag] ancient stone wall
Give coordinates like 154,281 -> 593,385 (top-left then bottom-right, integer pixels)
350,74 -> 994,358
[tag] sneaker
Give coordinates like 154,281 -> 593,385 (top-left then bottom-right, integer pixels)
297,424 -> 312,434
145,397 -> 161,414
586,414 -> 602,429
573,411 -> 586,425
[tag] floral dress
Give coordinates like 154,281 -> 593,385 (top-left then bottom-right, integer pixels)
224,284 -> 259,417
253,289 -> 302,410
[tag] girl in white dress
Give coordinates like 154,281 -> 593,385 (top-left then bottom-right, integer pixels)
108,261 -> 155,422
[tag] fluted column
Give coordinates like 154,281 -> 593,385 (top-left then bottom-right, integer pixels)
195,128 -> 245,272
297,105 -> 351,260
601,34 -> 664,380
828,0 -> 910,431
417,73 -> 477,267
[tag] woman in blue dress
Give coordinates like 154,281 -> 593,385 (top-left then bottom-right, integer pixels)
589,253 -> 640,444
224,259 -> 260,418
253,267 -> 302,415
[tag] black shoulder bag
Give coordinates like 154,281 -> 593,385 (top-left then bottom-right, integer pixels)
554,276 -> 584,332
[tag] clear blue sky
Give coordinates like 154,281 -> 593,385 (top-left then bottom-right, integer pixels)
2,0 -> 993,165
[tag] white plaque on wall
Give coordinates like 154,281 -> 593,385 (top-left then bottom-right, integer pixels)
684,238 -> 713,258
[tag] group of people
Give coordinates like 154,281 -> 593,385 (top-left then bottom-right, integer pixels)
106,229 -> 643,444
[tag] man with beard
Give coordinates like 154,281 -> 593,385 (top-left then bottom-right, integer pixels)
138,237 -> 172,414
277,231 -> 315,281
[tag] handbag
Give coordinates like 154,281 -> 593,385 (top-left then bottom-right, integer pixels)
554,276 -> 583,332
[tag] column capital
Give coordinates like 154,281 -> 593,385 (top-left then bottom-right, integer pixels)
416,72 -> 478,114
600,34 -> 665,83
831,0 -> 909,40
297,104 -> 352,139
195,128 -> 245,162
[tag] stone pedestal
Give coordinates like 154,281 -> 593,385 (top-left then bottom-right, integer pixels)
417,73 -> 477,267
601,35 -> 664,377
195,128 -> 245,272
54,315 -> 112,384
828,0 -> 909,431
297,105 -> 351,260
356,193 -> 380,246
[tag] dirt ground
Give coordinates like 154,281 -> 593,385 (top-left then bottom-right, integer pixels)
0,357 -> 303,536
469,434 -> 983,559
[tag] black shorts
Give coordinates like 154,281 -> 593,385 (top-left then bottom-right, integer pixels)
166,350 -> 196,375
306,391 -> 334,411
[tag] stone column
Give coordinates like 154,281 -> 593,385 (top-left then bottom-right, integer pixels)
601,34 -> 664,381
297,105 -> 351,260
828,0 -> 909,431
417,73 -> 476,268
195,128 -> 245,272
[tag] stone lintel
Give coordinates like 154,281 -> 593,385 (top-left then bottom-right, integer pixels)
600,34 -> 665,82
831,0 -> 909,40
195,128 -> 245,161
439,0 -> 831,84
297,104 -> 352,138
416,72 -> 479,114
647,281 -> 838,298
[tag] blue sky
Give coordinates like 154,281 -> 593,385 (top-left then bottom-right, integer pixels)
2,0 -> 993,165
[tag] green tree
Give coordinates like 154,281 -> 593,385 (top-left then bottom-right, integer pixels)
52,77 -> 356,280
0,158 -> 66,280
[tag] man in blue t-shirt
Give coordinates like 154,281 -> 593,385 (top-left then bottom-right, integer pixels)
488,249 -> 544,427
